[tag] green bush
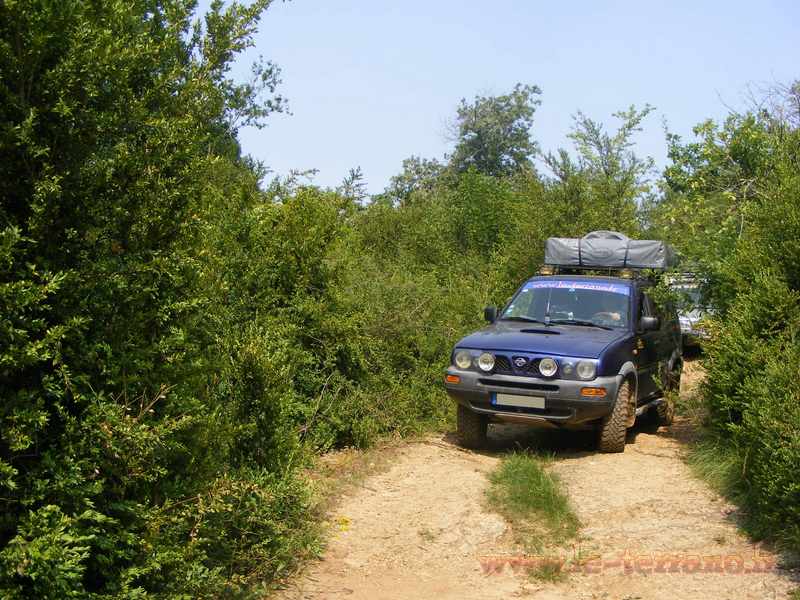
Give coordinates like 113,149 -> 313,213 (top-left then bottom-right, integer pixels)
0,506 -> 93,600
0,2 -> 324,596
701,273 -> 800,429
657,106 -> 800,552
737,338 -> 800,548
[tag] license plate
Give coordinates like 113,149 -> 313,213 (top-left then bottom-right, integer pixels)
493,393 -> 545,409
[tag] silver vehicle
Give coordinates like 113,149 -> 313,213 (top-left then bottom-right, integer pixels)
672,279 -> 711,347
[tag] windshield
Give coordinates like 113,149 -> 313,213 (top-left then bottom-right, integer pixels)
502,279 -> 631,329
674,285 -> 708,311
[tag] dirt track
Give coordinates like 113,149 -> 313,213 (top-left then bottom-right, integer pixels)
275,362 -> 798,599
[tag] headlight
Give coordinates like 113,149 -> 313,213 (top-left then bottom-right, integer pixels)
538,357 -> 557,377
576,360 -> 596,380
454,350 -> 472,370
477,352 -> 495,372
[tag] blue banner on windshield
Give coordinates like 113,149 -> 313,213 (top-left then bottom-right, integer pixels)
523,280 -> 631,296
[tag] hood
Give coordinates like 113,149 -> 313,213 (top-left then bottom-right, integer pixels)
679,308 -> 707,323
456,321 -> 629,359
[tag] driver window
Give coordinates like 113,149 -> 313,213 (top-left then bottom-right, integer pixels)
505,286 -> 534,317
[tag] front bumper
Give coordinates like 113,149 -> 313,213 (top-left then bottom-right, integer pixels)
445,368 -> 620,428
680,321 -> 710,344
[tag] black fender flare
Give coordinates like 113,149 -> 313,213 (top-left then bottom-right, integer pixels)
618,361 -> 638,397
617,361 -> 638,427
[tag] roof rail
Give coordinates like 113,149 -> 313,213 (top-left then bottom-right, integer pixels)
539,265 -> 660,279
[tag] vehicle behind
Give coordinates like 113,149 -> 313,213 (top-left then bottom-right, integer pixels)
670,274 -> 713,349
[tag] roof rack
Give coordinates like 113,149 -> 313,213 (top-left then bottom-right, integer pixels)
538,265 -> 656,279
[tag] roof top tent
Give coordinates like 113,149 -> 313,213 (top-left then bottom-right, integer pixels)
544,231 -> 677,273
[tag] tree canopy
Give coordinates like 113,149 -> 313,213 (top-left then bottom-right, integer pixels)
448,83 -> 541,177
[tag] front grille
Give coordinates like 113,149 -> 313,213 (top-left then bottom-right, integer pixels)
489,354 -> 542,377
518,357 -> 541,377
494,355 -> 513,374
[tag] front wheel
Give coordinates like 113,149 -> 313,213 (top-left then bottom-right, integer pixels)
597,379 -> 633,453
456,404 -> 488,449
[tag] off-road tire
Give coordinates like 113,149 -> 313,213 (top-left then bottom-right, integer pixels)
457,404 -> 488,449
597,379 -> 632,453
654,366 -> 680,426
654,397 -> 675,426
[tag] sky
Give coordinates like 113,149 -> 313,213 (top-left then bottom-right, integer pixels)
227,0 -> 800,193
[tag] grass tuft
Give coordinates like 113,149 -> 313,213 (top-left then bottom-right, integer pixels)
486,452 -> 580,556
685,436 -> 745,506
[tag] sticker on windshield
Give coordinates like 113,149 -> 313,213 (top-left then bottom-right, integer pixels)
524,280 -> 630,295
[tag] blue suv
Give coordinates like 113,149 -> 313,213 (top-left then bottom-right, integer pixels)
445,240 -> 683,453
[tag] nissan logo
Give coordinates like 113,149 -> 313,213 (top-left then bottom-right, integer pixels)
513,357 -> 527,368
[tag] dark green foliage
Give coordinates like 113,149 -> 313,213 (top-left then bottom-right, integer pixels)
653,91 -> 800,552
545,105 -> 655,225
736,340 -> 800,547
701,274 -> 799,428
0,1 -> 317,597
381,156 -> 444,207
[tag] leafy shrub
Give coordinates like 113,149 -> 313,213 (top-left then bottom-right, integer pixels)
658,106 -> 800,551
0,506 -> 93,600
701,273 -> 800,429
736,338 -> 800,548
0,2 -> 321,597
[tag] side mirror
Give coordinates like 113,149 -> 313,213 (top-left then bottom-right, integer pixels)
640,316 -> 660,331
484,306 -> 498,323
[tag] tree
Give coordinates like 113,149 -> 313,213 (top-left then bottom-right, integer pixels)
448,83 -> 542,177
644,113 -> 774,273
381,155 -> 443,206
339,166 -> 369,203
543,105 -> 655,229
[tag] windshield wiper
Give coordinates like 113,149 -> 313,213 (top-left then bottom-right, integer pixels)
549,318 -> 613,331
500,316 -> 549,325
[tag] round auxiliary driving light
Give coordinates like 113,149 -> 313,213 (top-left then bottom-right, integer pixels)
539,357 -> 558,377
477,352 -> 495,372
577,360 -> 596,380
454,350 -> 472,370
